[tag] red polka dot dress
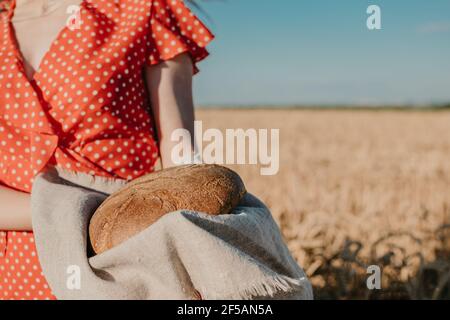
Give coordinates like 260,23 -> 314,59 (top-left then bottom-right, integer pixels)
0,0 -> 213,299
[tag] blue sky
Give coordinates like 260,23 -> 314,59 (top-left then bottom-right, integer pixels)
189,0 -> 450,106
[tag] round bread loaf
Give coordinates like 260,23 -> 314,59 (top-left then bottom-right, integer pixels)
89,164 -> 247,254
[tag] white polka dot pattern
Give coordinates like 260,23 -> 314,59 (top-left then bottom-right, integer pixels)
0,0 -> 213,300
0,0 -> 214,193
0,231 -> 55,300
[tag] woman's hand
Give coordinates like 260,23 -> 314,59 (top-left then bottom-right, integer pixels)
144,53 -> 196,169
0,183 -> 32,230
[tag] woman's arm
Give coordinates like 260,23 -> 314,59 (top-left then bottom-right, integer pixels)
0,184 -> 32,230
144,53 -> 195,169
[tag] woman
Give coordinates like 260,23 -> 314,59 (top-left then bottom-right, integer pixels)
0,0 -> 213,299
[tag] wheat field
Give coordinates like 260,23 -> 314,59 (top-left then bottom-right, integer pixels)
196,108 -> 450,299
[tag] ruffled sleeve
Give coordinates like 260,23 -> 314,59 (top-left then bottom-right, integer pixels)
146,0 -> 214,74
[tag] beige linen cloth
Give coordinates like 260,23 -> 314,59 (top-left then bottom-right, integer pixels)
30,168 -> 313,300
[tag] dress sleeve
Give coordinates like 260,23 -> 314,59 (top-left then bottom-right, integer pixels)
146,0 -> 214,74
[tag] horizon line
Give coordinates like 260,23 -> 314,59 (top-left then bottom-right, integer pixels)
196,103 -> 450,110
